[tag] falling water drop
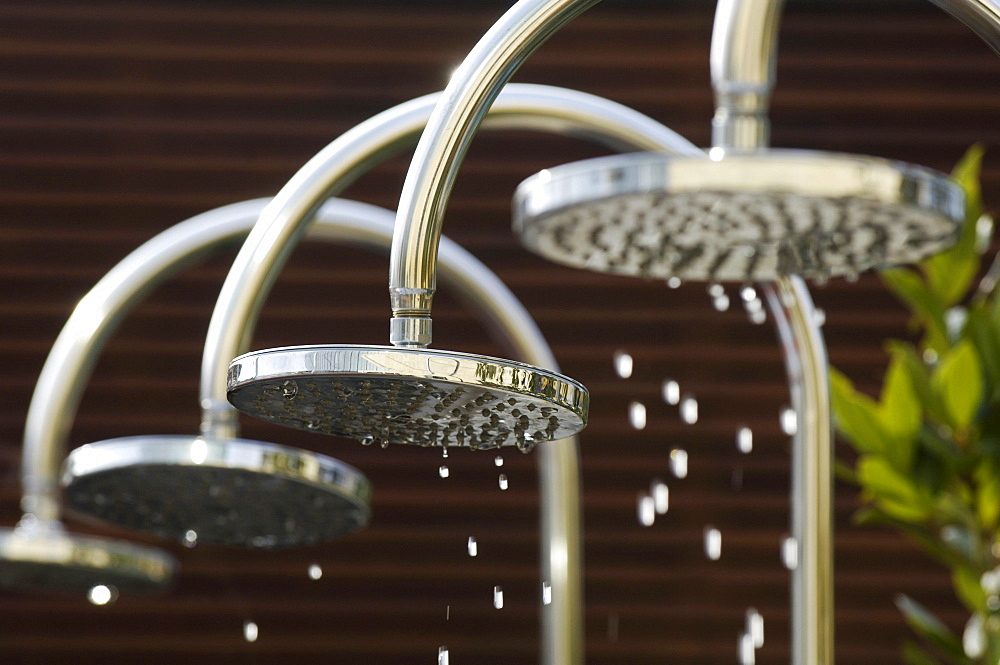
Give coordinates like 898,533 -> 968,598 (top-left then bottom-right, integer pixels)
651,479 -> 669,514
704,526 -> 722,560
813,308 -> 827,327
446,605 -> 450,621
680,396 -> 698,424
308,563 -> 323,580
782,535 -> 799,570
494,454 -> 504,467
190,439 -> 208,465
438,646 -> 450,665
737,427 -> 753,454
667,277 -> 682,289
662,379 -> 680,406
442,447 -> 449,459
628,401 -> 647,430
182,529 -> 198,548
243,620 -> 259,643
493,585 -> 504,609
739,631 -> 756,665
613,350 -> 634,379
749,308 -> 767,325
708,283 -> 724,298
712,295 -> 731,312
467,536 -> 478,557
740,286 -> 757,302
87,584 -> 117,606
637,493 -> 655,527
438,465 -> 450,479
746,607 -> 764,648
780,407 -> 798,436
498,473 -> 509,491
669,449 -> 688,479
541,581 -> 552,605
361,435 -> 375,447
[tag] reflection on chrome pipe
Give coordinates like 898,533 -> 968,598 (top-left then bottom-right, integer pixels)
928,0 -> 1000,54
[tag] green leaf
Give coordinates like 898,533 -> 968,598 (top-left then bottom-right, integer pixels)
830,368 -> 892,457
932,340 -> 983,431
896,594 -> 968,663
953,566 -> 988,613
857,456 -> 931,522
882,268 -> 950,355
876,350 -> 922,468
974,460 -> 1000,531
853,507 -> 964,568
964,305 -> 1000,399
886,341 -> 953,427
902,641 -> 948,665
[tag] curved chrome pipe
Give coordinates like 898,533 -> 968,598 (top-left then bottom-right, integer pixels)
203,83 -> 697,665
929,0 -> 1000,54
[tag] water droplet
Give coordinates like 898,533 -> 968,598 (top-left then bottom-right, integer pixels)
964,614 -> 986,659
662,379 -> 680,405
438,465 -> 450,478
746,607 -> 764,648
667,277 -> 682,289
708,283 -> 724,298
813,308 -> 826,327
637,493 -> 655,527
782,535 -> 799,570
182,529 -> 198,548
607,613 -> 620,643
739,631 -> 756,665
438,646 -> 450,665
712,294 -> 730,312
467,536 -> 478,557
704,526 -> 721,560
361,435 -> 374,446
498,473 -> 509,491
670,449 -> 688,479
281,380 -> 297,399
87,584 -> 117,606
243,620 -> 258,643
308,564 -> 322,580
613,350 -> 634,379
680,396 -> 698,424
494,454 -> 504,467
737,427 -> 753,453
749,308 -> 767,325
541,581 -> 552,605
780,407 -> 798,436
493,585 -> 504,609
446,605 -> 450,620
740,286 -> 757,302
651,479 -> 669,514
628,401 -> 647,430
442,447 -> 449,459
923,347 -> 939,364
190,439 -> 208,465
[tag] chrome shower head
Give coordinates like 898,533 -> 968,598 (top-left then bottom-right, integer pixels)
513,149 -> 964,283
61,435 -> 370,548
0,519 -> 173,594
227,345 -> 588,452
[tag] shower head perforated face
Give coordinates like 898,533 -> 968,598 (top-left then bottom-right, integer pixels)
61,435 -> 371,549
227,345 -> 589,452
513,149 -> 964,282
0,521 -> 174,594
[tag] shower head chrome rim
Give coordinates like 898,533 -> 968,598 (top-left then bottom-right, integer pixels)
61,435 -> 372,549
0,521 -> 175,594
227,345 -> 589,452
513,149 -> 964,282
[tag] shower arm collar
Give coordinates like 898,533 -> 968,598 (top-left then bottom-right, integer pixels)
388,0 -> 600,348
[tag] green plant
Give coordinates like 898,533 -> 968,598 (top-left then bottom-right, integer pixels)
831,145 -> 998,665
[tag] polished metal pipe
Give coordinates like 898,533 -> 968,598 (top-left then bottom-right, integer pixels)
388,0 -> 600,347
201,82 -> 696,665
928,0 -> 1000,54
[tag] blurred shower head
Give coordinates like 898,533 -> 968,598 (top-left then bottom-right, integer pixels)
62,435 -> 370,549
513,149 -> 964,283
0,518 -> 173,594
227,345 -> 588,453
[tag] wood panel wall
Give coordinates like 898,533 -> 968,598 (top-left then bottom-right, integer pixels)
1,2 -> 998,664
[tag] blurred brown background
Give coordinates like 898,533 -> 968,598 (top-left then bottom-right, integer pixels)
1,1 -> 998,664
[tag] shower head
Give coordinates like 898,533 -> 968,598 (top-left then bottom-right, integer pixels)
61,435 -> 370,548
227,345 -> 588,452
0,519 -> 173,594
513,149 -> 964,283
